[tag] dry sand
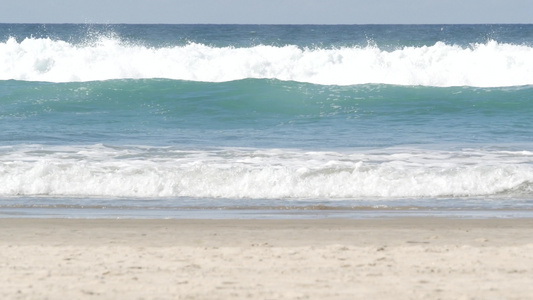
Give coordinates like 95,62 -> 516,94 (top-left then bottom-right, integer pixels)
1,218 -> 533,299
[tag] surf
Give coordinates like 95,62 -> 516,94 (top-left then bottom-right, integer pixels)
1,145 -> 532,199
2,36 -> 533,87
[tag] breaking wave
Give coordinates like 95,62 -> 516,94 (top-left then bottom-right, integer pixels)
1,145 -> 532,199
2,37 -> 533,87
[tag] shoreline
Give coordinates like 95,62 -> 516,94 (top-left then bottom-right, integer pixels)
4,204 -> 533,219
2,218 -> 533,299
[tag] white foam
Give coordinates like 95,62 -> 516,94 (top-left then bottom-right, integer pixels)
1,145 -> 532,199
2,37 -> 533,87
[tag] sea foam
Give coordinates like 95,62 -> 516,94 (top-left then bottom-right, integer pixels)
1,146 -> 532,199
2,37 -> 533,87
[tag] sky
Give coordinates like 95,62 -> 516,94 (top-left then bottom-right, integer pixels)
1,0 -> 532,24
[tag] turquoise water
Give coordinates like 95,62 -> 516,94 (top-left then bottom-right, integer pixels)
1,24 -> 533,218
2,80 -> 532,147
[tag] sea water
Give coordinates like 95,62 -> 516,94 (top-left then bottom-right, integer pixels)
1,24 -> 533,218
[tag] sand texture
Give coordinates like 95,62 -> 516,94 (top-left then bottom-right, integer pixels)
1,218 -> 533,299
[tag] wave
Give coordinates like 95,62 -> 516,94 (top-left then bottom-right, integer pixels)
2,37 -> 533,87
1,145 -> 532,199
3,79 -> 532,148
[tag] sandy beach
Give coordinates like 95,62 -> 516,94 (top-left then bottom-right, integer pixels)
1,218 -> 533,299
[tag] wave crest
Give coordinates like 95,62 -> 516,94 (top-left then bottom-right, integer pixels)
2,37 -> 533,87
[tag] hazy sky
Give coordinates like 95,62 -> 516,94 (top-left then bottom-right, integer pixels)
1,0 -> 532,24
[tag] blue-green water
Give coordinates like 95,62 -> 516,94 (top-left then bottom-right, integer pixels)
1,24 -> 533,218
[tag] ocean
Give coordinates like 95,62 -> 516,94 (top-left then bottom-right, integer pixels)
1,24 -> 533,218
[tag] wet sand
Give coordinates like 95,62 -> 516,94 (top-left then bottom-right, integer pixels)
1,218 -> 533,299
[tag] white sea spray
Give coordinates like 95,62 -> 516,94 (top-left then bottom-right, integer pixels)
1,37 -> 533,87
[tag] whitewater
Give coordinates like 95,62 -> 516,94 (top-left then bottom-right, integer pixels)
1,145 -> 533,199
2,36 -> 533,87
